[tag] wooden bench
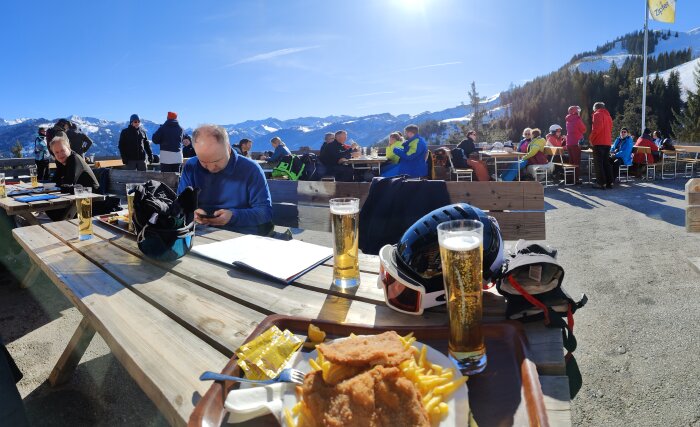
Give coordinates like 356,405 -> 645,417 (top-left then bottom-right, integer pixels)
543,146 -> 577,185
269,180 -> 546,241
632,146 -> 661,180
94,159 -> 125,169
104,169 -> 180,197
674,145 -> 700,178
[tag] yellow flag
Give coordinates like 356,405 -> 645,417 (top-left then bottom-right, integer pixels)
648,0 -> 676,23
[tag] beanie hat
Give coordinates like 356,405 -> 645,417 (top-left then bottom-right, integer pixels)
167,111 -> 178,120
130,114 -> 140,123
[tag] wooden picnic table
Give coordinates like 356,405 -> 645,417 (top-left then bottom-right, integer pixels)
0,182 -> 104,226
480,150 -> 527,181
12,219 -> 571,426
345,156 -> 387,175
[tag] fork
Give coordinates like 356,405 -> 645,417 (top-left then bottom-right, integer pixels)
199,368 -> 306,385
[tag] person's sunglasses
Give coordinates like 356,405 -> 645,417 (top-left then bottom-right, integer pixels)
378,244 -> 445,315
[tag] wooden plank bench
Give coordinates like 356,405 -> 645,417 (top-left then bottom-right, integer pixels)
105,169 -> 180,197
268,180 -> 546,241
543,146 -> 577,185
94,159 -> 125,169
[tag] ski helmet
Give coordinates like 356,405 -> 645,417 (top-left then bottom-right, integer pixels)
549,124 -> 562,133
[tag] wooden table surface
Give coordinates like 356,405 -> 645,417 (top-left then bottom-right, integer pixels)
12,219 -> 571,426
345,156 -> 387,164
0,183 -> 104,225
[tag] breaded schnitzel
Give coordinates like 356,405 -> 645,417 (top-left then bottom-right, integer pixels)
301,365 -> 430,427
316,331 -> 414,367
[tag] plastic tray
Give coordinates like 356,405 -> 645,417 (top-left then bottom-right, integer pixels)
97,213 -> 135,235
189,315 -> 549,427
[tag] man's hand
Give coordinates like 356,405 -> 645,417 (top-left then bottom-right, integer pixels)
195,208 -> 233,226
350,150 -> 361,159
338,157 -> 348,164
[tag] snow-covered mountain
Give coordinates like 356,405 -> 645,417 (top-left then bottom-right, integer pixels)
642,57 -> 700,100
570,27 -> 700,73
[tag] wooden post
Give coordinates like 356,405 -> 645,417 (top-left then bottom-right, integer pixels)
686,179 -> 700,232
48,317 -> 97,386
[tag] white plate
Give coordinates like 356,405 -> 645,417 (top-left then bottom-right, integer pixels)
280,338 -> 469,426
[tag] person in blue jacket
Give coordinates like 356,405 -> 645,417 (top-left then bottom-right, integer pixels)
262,136 -> 291,162
178,124 -> 273,236
393,124 -> 428,177
609,127 -> 634,180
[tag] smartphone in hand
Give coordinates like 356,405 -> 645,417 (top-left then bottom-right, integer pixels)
198,212 -> 218,219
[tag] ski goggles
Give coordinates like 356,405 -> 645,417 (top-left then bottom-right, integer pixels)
378,244 -> 445,315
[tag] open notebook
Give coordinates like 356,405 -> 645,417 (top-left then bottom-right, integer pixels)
190,234 -> 333,284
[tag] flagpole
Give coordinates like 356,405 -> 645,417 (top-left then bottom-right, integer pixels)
641,0 -> 649,133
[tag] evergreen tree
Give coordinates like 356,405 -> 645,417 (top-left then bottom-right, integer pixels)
672,63 -> 700,142
10,140 -> 23,158
468,81 -> 485,133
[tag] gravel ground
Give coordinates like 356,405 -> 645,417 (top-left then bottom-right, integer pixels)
1,179 -> 700,426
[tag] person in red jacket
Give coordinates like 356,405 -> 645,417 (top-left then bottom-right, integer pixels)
590,102 -> 614,189
632,128 -> 659,177
565,106 -> 586,184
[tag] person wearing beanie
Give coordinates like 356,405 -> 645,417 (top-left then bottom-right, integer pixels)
34,127 -> 51,180
118,114 -> 153,171
152,111 -> 184,173
565,105 -> 586,184
590,101 -> 613,189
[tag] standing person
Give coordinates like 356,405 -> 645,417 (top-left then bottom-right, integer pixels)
609,127 -> 634,180
546,124 -> 566,147
589,102 -> 614,189
394,124 -> 428,178
319,130 -> 357,181
233,138 -> 252,158
565,106 -> 586,184
34,127 -> 51,180
182,134 -> 195,158
152,111 -> 184,173
118,114 -> 153,171
66,121 -> 93,157
261,137 -> 291,162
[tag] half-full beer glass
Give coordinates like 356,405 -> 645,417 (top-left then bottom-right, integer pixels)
74,185 -> 93,241
329,198 -> 360,288
29,165 -> 38,187
125,183 -> 138,232
437,219 -> 487,375
0,173 -> 5,198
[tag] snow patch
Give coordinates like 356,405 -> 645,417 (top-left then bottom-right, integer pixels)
640,57 -> 700,101
261,124 -> 279,132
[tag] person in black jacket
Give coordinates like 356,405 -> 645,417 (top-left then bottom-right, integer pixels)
182,134 -> 195,158
319,130 -> 358,181
152,111 -> 184,173
47,132 -> 100,221
67,121 -> 93,157
457,130 -> 478,157
118,114 -> 153,171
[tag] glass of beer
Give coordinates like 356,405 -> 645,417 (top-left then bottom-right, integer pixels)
0,173 -> 5,198
125,183 -> 139,232
29,165 -> 39,187
329,197 -> 360,288
74,185 -> 93,241
437,219 -> 487,375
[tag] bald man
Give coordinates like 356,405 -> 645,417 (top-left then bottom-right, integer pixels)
177,124 -> 273,235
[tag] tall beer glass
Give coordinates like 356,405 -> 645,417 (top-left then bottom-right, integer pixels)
329,198 -> 360,288
0,173 -> 5,198
125,183 -> 138,232
74,185 -> 93,241
29,165 -> 39,187
437,219 -> 487,375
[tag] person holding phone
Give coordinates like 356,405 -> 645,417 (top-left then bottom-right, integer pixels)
177,124 -> 273,235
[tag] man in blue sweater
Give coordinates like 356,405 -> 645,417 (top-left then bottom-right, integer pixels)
178,124 -> 273,235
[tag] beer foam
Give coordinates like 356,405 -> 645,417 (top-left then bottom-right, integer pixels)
441,235 -> 481,252
330,205 -> 359,215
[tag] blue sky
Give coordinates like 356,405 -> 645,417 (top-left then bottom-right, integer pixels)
2,0 -> 698,128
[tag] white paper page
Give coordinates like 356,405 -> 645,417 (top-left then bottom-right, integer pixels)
191,235 -> 333,282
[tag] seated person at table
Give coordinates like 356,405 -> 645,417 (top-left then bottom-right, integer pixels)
379,131 -> 404,177
609,127 -> 633,179
233,138 -> 252,158
500,127 -> 532,181
261,136 -> 291,162
178,124 -> 273,235
632,128 -> 659,177
546,124 -> 566,147
384,124 -> 428,178
523,128 -> 554,181
319,130 -> 358,181
457,130 -> 478,156
47,132 -> 100,221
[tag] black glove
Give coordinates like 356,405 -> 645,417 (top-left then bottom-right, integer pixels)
148,155 -> 154,163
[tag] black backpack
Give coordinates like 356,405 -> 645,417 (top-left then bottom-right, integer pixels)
299,153 -> 320,181
450,148 -> 468,168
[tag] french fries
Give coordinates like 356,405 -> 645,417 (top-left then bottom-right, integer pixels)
286,330 -> 468,427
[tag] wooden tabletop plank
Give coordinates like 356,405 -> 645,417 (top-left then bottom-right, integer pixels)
87,220 -> 445,328
539,376 -> 573,427
12,225 -> 229,427
43,220 -> 267,356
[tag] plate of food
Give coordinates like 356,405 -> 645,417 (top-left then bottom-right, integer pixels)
280,331 -> 469,427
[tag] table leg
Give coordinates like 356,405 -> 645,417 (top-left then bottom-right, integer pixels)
48,317 -> 96,387
494,159 -> 498,181
19,263 -> 41,289
15,212 -> 40,226
62,203 -> 77,220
